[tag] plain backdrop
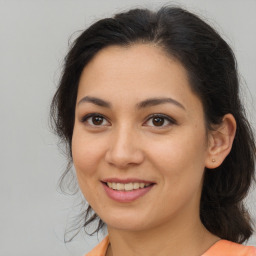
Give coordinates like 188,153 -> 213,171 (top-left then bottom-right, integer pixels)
0,0 -> 255,255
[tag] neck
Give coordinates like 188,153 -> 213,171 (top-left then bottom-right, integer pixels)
106,215 -> 219,256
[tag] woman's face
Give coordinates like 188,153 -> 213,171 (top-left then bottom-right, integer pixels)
72,44 -> 212,232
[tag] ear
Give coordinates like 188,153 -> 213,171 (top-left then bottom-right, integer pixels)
205,114 -> 236,169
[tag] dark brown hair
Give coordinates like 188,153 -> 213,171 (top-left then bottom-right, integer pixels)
50,6 -> 256,243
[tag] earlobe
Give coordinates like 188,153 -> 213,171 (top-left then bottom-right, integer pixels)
205,114 -> 236,169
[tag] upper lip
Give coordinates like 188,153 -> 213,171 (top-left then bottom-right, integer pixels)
101,178 -> 155,184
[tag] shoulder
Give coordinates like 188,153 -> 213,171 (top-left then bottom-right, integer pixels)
202,240 -> 256,256
84,236 -> 109,256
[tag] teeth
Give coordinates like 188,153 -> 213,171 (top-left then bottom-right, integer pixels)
124,183 -> 133,191
116,183 -> 124,190
112,182 -> 117,190
106,182 -> 151,191
139,183 -> 145,188
133,183 -> 140,189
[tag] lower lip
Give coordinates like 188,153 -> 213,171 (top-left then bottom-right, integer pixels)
102,183 -> 154,203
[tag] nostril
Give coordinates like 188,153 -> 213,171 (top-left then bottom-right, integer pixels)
105,145 -> 144,168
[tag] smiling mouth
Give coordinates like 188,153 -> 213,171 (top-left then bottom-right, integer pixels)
105,182 -> 152,191
102,180 -> 155,202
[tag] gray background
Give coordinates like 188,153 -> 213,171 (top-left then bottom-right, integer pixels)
0,0 -> 255,255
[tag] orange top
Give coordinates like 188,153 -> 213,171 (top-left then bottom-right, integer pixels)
202,240 -> 256,256
84,236 -> 256,256
85,236 -> 109,256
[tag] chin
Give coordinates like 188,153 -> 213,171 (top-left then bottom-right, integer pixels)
107,221 -> 148,232
101,212 -> 150,232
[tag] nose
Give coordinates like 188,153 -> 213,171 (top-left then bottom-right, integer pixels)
105,125 -> 144,169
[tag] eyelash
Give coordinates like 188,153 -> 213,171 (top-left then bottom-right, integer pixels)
80,113 -> 110,127
80,113 -> 177,128
145,114 -> 177,127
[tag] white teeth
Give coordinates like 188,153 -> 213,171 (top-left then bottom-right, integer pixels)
106,182 -> 151,191
116,183 -> 124,190
133,183 -> 140,189
124,183 -> 133,191
112,183 -> 117,190
139,183 -> 145,188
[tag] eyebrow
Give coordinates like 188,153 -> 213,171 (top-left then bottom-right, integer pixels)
137,97 -> 185,110
77,96 -> 185,110
77,96 -> 111,108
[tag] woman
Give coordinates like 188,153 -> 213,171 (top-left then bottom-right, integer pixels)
51,6 -> 256,256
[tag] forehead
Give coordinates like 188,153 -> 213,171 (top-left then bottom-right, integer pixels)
82,43 -> 182,77
77,43 -> 202,113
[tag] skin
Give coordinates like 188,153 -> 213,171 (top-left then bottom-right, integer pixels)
72,44 -> 236,256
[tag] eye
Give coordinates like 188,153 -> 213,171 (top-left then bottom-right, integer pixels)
81,113 -> 110,127
144,114 -> 176,127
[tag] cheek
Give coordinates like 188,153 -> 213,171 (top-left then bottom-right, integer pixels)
149,133 -> 207,212
71,129 -> 104,204
72,128 -> 101,177
148,128 -> 207,179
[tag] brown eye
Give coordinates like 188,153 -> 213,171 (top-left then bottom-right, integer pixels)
144,114 -> 176,128
92,116 -> 104,125
81,113 -> 110,127
152,117 -> 165,126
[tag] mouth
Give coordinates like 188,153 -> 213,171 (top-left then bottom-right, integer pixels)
101,179 -> 155,202
104,182 -> 152,191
